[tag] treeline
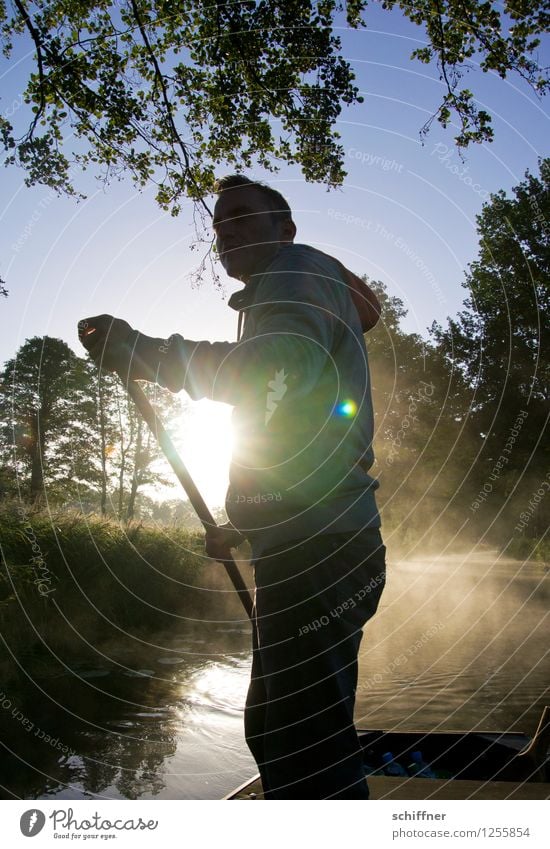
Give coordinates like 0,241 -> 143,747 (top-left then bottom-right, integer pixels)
0,337 -> 185,521
0,161 -> 548,560
367,159 -> 549,560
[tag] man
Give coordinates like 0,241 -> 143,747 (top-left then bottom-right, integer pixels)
79,175 -> 385,799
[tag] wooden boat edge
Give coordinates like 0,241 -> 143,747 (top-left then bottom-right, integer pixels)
225,707 -> 550,800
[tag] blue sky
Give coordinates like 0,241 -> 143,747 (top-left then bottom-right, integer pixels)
0,6 -> 547,504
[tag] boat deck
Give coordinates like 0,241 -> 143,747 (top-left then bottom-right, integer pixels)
228,774 -> 550,800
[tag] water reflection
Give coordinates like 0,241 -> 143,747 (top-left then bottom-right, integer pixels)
0,552 -> 547,799
0,626 -> 254,800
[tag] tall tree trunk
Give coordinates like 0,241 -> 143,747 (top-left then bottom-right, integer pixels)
98,378 -> 107,516
116,387 -> 135,520
116,390 -> 128,520
126,415 -> 144,522
29,410 -> 44,502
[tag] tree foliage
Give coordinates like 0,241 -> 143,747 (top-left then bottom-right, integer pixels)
432,158 -> 549,540
0,1 -> 547,213
387,0 -> 549,145
433,159 -> 549,415
96,371 -> 182,520
366,280 -> 476,549
0,336 -> 99,501
0,337 -> 182,513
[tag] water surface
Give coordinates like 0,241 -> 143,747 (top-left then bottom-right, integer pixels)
1,551 -> 547,799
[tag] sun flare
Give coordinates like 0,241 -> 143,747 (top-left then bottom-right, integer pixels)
173,399 -> 234,509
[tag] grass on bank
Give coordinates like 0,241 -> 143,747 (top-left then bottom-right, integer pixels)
0,502 -> 251,683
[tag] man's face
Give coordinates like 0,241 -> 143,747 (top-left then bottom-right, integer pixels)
213,186 -> 291,283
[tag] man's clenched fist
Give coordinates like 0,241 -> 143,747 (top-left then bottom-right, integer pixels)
78,314 -> 135,373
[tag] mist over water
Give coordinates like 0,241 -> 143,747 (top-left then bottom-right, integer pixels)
357,551 -> 549,734
0,551 -> 547,799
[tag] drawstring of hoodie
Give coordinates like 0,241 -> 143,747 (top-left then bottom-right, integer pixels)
237,310 -> 244,342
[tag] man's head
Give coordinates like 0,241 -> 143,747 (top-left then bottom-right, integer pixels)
213,175 -> 296,283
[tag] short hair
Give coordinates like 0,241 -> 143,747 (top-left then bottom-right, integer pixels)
214,174 -> 293,223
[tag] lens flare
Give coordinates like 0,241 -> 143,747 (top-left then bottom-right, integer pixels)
335,399 -> 357,418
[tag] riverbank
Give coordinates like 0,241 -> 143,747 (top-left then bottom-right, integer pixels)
0,503 -> 252,686
504,535 -> 550,565
2,502 -> 546,688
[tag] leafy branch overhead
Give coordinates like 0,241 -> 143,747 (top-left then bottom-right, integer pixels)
0,1 -> 548,213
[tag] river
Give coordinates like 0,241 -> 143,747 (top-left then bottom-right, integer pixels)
0,552 -> 547,799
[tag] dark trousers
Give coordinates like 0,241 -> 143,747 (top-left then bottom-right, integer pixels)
244,528 -> 385,799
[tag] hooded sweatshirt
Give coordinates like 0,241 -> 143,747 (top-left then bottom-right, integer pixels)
134,243 -> 380,559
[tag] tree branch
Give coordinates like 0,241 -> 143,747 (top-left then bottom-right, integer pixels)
129,0 -> 212,217
13,0 -> 47,141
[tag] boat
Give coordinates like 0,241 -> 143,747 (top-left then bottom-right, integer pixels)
226,706 -> 550,800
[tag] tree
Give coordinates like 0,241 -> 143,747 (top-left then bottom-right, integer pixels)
94,371 -> 183,520
365,279 -> 476,551
0,338 -> 183,513
0,1 -> 547,214
0,336 -> 100,501
431,159 -> 550,541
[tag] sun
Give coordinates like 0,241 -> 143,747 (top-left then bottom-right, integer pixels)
173,399 -> 234,509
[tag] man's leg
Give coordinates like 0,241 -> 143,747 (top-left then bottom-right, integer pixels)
244,598 -> 272,795
251,529 -> 385,799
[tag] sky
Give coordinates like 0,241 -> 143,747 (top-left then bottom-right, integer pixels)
1,4 -> 548,506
